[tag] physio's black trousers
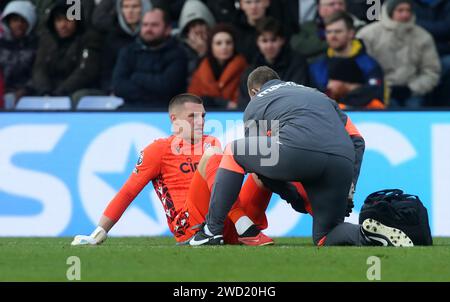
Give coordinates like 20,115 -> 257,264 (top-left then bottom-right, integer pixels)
205,137 -> 370,246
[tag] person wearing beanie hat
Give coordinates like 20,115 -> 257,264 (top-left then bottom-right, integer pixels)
357,0 -> 441,108
309,11 -> 385,109
386,0 -> 412,17
0,0 -> 38,109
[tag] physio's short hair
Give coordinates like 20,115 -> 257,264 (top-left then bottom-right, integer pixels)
247,66 -> 280,91
168,93 -> 203,113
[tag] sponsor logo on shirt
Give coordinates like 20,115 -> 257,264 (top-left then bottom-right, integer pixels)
179,158 -> 199,173
257,82 -> 303,97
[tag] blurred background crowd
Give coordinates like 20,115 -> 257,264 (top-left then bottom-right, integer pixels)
0,0 -> 449,110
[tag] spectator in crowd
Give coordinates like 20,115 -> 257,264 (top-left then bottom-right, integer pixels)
31,0 -> 102,100
188,24 -> 247,109
232,0 -> 297,62
112,8 -> 187,109
32,0 -> 96,35
357,0 -> 441,108
309,11 -> 385,109
178,0 -> 215,81
0,0 -> 37,109
238,16 -> 309,107
91,0 -> 153,33
233,0 -> 271,62
94,0 -> 184,29
412,0 -> 450,106
290,0 -> 366,61
98,0 -> 152,94
203,0 -> 238,24
202,0 -> 291,29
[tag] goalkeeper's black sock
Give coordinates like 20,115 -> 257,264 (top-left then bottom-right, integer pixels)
240,224 -> 260,237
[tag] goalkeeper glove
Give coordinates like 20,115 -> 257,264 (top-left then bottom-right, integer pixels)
71,226 -> 107,246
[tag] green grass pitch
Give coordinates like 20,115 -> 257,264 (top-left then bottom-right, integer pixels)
0,237 -> 449,282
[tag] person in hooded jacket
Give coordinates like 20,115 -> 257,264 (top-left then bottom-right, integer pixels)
99,0 -> 152,94
178,0 -> 215,81
31,0 -> 95,35
31,0 -> 102,100
357,0 -> 441,108
0,0 -> 38,109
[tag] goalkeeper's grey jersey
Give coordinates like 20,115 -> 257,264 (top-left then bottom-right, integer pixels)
243,79 -> 355,163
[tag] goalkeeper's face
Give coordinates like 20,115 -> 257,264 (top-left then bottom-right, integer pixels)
172,102 -> 206,143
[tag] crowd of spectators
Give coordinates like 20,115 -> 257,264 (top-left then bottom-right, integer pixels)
0,0 -> 449,110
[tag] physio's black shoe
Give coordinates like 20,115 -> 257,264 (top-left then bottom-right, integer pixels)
189,226 -> 224,246
362,218 -> 414,247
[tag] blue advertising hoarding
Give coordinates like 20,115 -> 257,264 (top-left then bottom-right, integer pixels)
0,111 -> 449,238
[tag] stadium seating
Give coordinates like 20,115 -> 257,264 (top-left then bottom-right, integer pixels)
76,96 -> 124,110
15,96 -> 72,110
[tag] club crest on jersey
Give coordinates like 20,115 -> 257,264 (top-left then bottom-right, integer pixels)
136,151 -> 144,166
203,142 -> 211,150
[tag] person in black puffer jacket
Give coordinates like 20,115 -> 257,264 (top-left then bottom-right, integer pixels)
31,0 -> 102,99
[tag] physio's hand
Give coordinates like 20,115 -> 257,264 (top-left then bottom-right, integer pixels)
346,182 -> 355,217
71,226 -> 107,246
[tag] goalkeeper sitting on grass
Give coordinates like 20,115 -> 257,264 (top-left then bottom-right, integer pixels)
72,93 -> 279,246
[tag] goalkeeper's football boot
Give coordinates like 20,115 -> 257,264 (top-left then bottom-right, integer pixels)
362,218 -> 414,247
237,224 -> 274,246
189,224 -> 224,246
238,231 -> 274,246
